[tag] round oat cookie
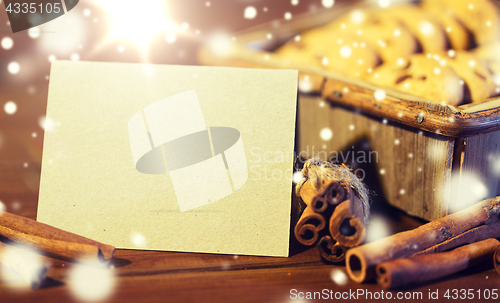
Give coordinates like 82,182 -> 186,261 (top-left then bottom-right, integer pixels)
421,3 -> 472,50
430,51 -> 497,102
421,0 -> 500,45
324,8 -> 418,62
275,29 -> 381,78
364,54 -> 464,106
385,6 -> 449,53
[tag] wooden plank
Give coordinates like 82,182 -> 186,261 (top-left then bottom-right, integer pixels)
1,247 -> 498,303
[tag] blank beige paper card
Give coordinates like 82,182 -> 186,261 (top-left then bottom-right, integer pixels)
37,61 -> 298,257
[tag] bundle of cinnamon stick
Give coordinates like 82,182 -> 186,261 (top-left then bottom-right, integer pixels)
345,196 -> 500,289
0,211 -> 115,289
294,159 -> 370,262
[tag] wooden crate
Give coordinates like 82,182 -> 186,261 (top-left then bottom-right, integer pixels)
198,1 -> 500,221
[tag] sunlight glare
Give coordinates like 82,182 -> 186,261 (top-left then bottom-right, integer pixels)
95,0 -> 178,52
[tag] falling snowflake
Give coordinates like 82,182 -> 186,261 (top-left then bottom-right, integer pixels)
244,6 -> 257,19
4,101 -> 17,115
68,260 -> 115,302
208,33 -> 233,56
322,0 -> 334,8
165,32 -> 177,44
330,269 -> 348,285
488,153 -> 500,176
28,27 -> 40,39
7,62 -> 20,74
320,128 -> 333,141
131,232 -> 146,248
0,244 -> 46,290
446,172 -> 488,213
1,37 -> 13,50
365,215 -> 391,242
39,116 -> 56,132
340,46 -> 352,58
292,171 -> 304,184
378,0 -> 391,8
427,144 -> 446,161
299,76 -> 313,92
374,89 -> 386,101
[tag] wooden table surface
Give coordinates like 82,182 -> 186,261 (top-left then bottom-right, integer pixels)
1,1 -> 500,302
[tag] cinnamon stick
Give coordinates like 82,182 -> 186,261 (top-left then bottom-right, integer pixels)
329,196 -> 366,248
294,180 -> 338,246
494,245 -> 500,275
0,211 -> 115,263
310,181 -> 348,213
413,221 -> 500,256
300,180 -> 347,213
317,236 -> 347,263
294,206 -> 326,246
376,238 -> 500,289
346,196 -> 500,283
0,241 -> 48,289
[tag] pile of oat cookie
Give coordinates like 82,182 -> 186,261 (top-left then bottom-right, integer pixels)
276,0 -> 500,106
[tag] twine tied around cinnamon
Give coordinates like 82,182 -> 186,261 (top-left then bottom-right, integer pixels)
293,158 -> 371,261
295,158 -> 370,223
